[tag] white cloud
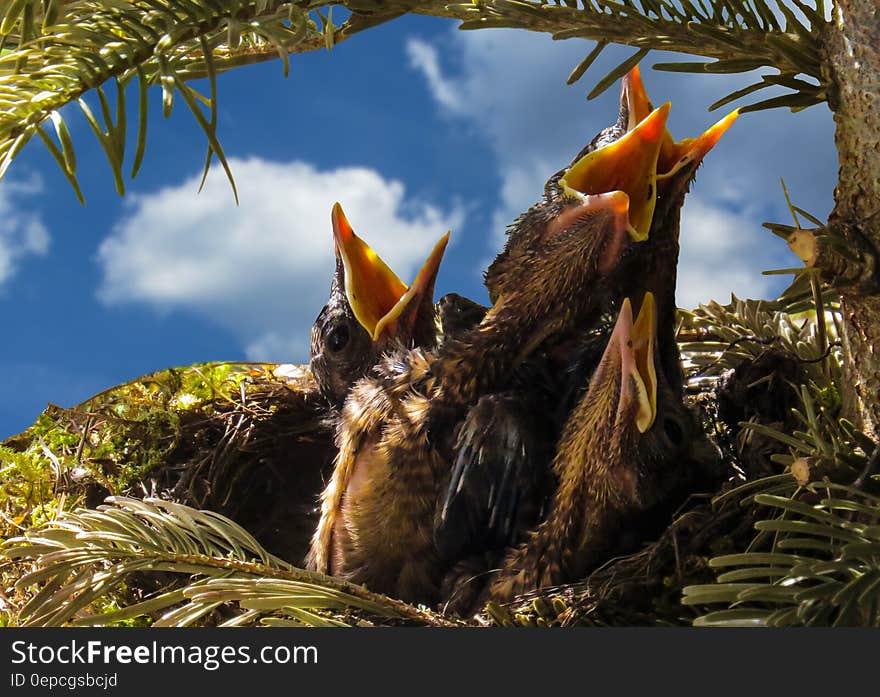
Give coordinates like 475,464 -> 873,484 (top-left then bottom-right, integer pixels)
406,39 -> 464,114
243,331 -> 310,366
677,196 -> 775,309
97,158 -> 464,362
0,175 -> 50,286
407,29 -> 837,303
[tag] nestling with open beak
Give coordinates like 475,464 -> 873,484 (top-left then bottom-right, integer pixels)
432,101 -> 672,410
487,292 -> 709,600
310,203 -> 479,408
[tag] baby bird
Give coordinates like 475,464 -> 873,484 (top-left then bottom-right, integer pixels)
310,203 -> 453,407
488,292 -> 704,599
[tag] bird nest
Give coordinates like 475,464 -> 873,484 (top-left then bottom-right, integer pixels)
1,295 -> 877,627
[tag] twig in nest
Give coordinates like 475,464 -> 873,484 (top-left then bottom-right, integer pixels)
854,443 -> 880,491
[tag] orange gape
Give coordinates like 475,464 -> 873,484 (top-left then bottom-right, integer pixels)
310,202 -> 451,407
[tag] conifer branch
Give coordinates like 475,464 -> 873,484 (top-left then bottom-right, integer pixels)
0,1 -> 392,200
2,496 -> 454,626
0,0 -> 829,200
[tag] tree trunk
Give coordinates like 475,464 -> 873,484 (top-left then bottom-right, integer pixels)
824,0 -> 880,438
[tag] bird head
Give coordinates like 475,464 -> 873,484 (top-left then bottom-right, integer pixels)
583,291 -> 700,507
435,293 -> 488,344
558,101 -> 670,245
310,203 -> 450,406
484,98 -> 671,309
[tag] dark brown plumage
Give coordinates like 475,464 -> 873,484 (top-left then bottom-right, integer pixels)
435,293 -> 489,345
305,102 -> 670,605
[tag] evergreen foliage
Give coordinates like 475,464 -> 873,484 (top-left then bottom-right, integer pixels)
0,0 -> 827,201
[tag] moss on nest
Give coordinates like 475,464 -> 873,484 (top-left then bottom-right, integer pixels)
2,295 -> 878,627
0,362 -> 334,625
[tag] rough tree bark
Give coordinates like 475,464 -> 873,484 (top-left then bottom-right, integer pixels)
823,0 -> 880,438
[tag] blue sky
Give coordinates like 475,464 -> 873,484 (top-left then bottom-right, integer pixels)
0,15 -> 837,439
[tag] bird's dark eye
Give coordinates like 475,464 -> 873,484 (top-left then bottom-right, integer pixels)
326,324 -> 350,353
663,417 -> 684,447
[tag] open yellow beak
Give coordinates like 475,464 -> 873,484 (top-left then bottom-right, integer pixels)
630,291 -> 657,433
560,103 -> 670,242
656,110 -> 739,180
612,292 -> 657,433
622,65 -> 739,180
373,231 -> 450,344
332,202 -> 449,343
